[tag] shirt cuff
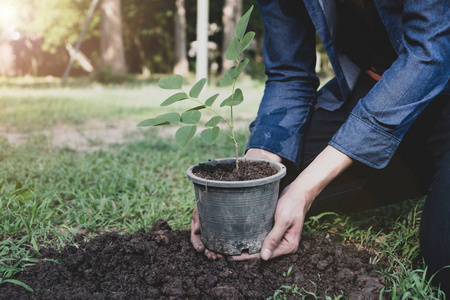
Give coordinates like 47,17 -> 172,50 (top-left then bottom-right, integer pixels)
329,114 -> 400,169
246,125 -> 303,169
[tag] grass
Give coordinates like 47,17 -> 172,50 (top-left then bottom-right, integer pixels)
0,74 -> 264,132
0,76 -> 447,298
268,202 -> 447,299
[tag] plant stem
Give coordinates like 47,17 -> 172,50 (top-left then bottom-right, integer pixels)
230,56 -> 241,170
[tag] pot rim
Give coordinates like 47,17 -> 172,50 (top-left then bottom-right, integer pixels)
186,157 -> 286,188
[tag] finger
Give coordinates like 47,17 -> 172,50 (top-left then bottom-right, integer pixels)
231,252 -> 260,261
205,249 -> 223,260
260,223 -> 288,260
271,234 -> 301,259
270,223 -> 303,259
190,220 -> 205,252
192,204 -> 200,223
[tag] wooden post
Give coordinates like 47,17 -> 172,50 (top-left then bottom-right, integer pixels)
196,0 -> 209,81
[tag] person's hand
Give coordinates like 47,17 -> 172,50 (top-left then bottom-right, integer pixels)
260,184 -> 312,260
245,148 -> 282,163
232,183 -> 311,261
190,204 -> 223,260
234,145 -> 353,261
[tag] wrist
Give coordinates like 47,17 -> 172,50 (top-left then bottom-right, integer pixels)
291,145 -> 353,199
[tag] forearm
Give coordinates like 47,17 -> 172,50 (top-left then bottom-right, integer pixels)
288,145 -> 353,206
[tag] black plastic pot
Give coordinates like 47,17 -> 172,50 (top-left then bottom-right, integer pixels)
186,158 -> 286,255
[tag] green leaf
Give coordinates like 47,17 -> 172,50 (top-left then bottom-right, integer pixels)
175,126 -> 197,148
181,110 -> 201,124
240,32 -> 255,52
219,58 -> 249,87
201,127 -> 220,144
225,37 -> 240,61
3,279 -> 34,292
161,92 -> 188,106
189,78 -> 207,98
205,116 -> 223,127
187,105 -> 206,111
158,75 -> 183,90
234,58 -> 249,78
220,88 -> 244,107
137,118 -> 163,127
137,112 -> 181,127
236,6 -> 254,40
158,112 -> 181,124
219,69 -> 234,87
205,94 -> 219,106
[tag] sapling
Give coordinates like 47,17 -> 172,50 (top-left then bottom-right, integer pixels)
138,6 -> 255,170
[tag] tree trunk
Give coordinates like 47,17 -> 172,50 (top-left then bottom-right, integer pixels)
100,0 -> 126,75
132,32 -> 151,76
174,0 -> 189,76
221,0 -> 242,73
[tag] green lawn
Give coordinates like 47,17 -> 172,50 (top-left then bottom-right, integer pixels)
0,77 -> 446,298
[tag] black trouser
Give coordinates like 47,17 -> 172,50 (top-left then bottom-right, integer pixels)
287,73 -> 450,292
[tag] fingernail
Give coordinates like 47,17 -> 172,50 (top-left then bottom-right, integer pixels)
262,248 -> 272,260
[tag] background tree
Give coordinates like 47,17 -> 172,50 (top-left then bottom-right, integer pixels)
100,0 -> 127,75
173,0 -> 189,76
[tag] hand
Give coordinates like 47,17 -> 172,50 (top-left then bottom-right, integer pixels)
234,145 -> 353,261
190,204 -> 223,260
232,183 -> 311,261
246,148 -> 282,163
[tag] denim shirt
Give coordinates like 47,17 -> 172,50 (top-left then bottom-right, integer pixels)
246,0 -> 450,169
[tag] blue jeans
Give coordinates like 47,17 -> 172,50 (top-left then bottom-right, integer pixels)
290,73 -> 450,292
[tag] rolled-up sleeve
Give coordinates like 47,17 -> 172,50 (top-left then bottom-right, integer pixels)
330,0 -> 450,169
246,0 -> 319,167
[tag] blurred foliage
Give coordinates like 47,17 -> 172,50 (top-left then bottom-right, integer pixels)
0,0 -> 267,78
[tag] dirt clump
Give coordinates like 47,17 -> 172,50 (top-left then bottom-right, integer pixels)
0,220 -> 386,299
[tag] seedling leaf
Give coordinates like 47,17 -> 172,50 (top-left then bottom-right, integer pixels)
157,112 -> 181,125
137,112 -> 180,127
205,116 -> 223,127
236,6 -> 254,40
187,105 -> 206,111
234,58 -> 249,78
189,78 -> 207,98
161,92 -> 188,106
225,37 -> 240,61
219,69 -> 234,87
220,88 -> 244,107
176,126 -> 197,148
205,94 -> 219,107
201,127 -> 220,144
240,32 -> 255,52
158,75 -> 183,90
181,110 -> 201,124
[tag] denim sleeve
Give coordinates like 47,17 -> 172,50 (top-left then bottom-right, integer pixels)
330,0 -> 450,169
246,0 -> 319,167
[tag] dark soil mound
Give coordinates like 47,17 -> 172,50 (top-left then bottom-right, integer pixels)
0,220 -> 386,299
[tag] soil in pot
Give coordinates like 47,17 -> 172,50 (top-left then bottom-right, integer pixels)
0,220 -> 388,299
192,160 -> 277,181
